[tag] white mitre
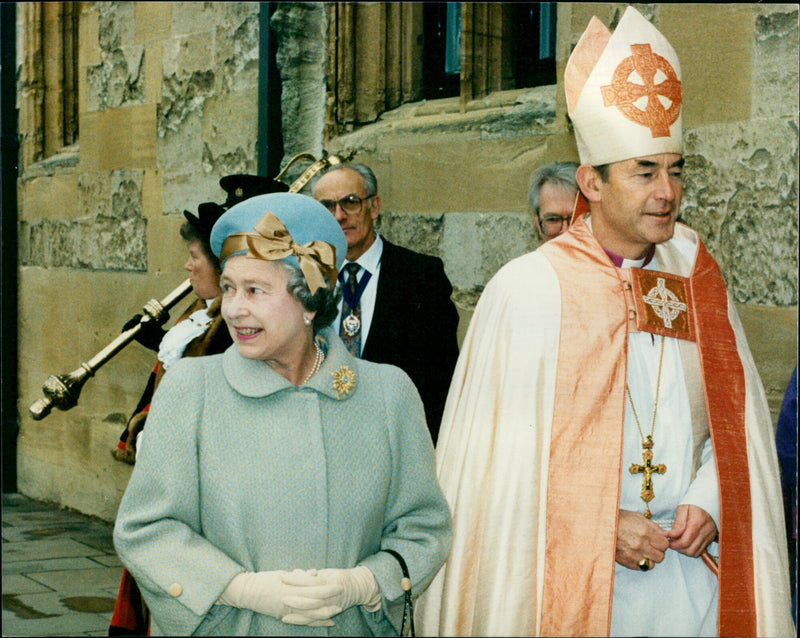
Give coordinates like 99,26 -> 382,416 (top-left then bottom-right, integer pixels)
565,6 -> 683,166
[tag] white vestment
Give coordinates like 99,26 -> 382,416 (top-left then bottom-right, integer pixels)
612,248 -> 718,636
416,217 -> 794,637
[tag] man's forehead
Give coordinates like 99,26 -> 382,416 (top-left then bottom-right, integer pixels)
540,182 -> 576,205
625,153 -> 684,168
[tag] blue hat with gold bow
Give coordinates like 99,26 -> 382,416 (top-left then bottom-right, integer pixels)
210,192 -> 347,295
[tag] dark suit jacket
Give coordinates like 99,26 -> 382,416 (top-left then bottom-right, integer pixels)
361,239 -> 460,444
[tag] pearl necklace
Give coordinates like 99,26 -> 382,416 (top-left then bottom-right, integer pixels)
301,341 -> 325,385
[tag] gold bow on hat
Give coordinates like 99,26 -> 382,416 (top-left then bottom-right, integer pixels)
220,211 -> 338,294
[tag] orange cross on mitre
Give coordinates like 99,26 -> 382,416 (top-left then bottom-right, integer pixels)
600,43 -> 682,138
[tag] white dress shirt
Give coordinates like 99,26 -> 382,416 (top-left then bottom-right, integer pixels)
334,232 -> 383,356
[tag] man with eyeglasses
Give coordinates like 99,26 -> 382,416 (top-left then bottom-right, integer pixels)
527,161 -> 579,242
312,163 -> 459,444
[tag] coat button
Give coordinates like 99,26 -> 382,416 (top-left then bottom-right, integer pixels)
168,583 -> 183,597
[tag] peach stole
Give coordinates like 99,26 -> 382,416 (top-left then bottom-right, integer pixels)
538,213 -> 755,636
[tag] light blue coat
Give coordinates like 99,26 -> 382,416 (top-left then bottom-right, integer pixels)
113,327 -> 452,636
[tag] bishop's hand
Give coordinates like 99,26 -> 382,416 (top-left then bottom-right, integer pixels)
616,509 -> 670,571
667,504 -> 717,557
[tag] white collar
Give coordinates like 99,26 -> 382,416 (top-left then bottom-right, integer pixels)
343,232 -> 383,274
621,255 -> 649,269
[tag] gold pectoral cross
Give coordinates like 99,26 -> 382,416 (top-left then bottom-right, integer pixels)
629,435 -> 667,519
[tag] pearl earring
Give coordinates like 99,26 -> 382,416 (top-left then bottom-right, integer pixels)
303,316 -> 312,326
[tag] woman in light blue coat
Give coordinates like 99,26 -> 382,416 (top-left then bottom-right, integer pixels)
113,192 -> 452,636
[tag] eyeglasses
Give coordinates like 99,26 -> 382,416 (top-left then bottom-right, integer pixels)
540,214 -> 571,237
318,194 -> 372,216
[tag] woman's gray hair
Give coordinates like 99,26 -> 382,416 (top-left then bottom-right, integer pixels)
283,261 -> 342,331
527,162 -> 579,215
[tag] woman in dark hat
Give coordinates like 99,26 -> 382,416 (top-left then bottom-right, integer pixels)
110,201 -> 229,464
113,192 -> 452,636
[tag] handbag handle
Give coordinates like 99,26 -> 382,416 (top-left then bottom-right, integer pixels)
382,549 -> 415,637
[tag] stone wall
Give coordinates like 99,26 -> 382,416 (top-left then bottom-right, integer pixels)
14,2 -> 798,520
271,3 -> 327,168
16,2 -> 263,519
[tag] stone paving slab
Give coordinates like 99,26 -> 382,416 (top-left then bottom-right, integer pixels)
1,605 -> 112,637
2,573 -> 54,595
3,556 -> 103,576
2,493 -> 119,637
6,589 -> 118,616
2,537 -> 106,563
2,493 -> 62,512
3,510 -> 96,528
26,565 -> 125,596
3,513 -> 116,553
87,553 -> 124,568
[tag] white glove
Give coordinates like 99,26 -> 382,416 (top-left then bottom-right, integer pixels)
217,571 -> 292,619
281,566 -> 381,626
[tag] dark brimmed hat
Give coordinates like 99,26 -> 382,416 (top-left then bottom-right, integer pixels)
184,174 -> 291,240
220,174 -> 289,207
